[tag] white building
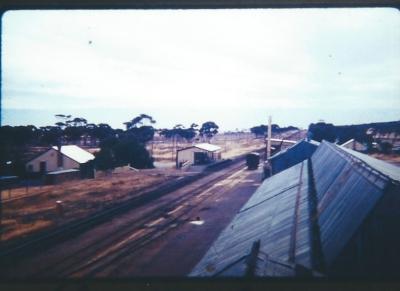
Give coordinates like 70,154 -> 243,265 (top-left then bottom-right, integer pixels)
26,145 -> 95,174
176,143 -> 222,168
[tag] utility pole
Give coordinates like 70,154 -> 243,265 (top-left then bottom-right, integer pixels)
267,115 -> 272,159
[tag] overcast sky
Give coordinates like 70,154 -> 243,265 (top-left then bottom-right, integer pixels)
1,8 -> 400,131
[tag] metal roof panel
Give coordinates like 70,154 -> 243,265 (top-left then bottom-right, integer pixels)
52,145 -> 95,164
194,143 -> 222,152
190,161 -> 311,276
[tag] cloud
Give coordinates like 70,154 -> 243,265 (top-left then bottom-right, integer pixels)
2,8 -> 400,129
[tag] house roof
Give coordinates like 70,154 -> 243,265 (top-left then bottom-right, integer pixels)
51,145 -> 95,164
193,143 -> 221,152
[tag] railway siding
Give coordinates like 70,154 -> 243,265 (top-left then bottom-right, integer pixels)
0,156 -> 245,267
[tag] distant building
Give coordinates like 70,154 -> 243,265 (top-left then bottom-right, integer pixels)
176,143 -> 222,168
340,138 -> 368,152
190,141 -> 400,277
26,145 -> 95,174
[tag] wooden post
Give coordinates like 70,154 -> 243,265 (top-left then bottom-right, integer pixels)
56,200 -> 64,217
267,116 -> 272,159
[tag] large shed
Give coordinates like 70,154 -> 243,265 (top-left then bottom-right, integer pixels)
26,145 -> 95,174
190,141 -> 400,277
176,143 -> 222,168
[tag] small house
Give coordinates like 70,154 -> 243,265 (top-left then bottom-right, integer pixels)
176,143 -> 222,168
26,145 -> 95,174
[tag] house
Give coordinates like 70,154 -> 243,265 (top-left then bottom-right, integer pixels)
176,143 -> 222,168
340,138 -> 368,152
190,141 -> 400,277
26,145 -> 95,174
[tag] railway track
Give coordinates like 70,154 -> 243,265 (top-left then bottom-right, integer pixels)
0,157 -> 251,278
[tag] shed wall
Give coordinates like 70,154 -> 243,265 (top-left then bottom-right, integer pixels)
26,149 -> 80,173
177,147 -> 221,167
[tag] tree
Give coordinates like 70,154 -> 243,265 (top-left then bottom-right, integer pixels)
39,126 -> 63,146
94,135 -> 154,170
93,123 -> 115,141
183,123 -> 198,141
250,125 -> 267,137
160,123 -> 198,143
308,122 -> 336,142
94,147 -> 115,171
199,121 -> 219,142
66,117 -> 87,127
380,141 -> 393,154
0,125 -> 39,176
113,136 -> 154,168
64,126 -> 84,143
124,114 -> 156,144
124,114 -> 156,130
54,114 -> 71,130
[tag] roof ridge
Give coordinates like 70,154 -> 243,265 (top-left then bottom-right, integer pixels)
324,141 -> 399,184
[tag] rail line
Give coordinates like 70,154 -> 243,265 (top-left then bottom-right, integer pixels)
76,165 -> 249,277
0,157 -> 249,278
40,162 -> 247,277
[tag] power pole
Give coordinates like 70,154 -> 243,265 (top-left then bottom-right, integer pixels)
267,115 -> 272,159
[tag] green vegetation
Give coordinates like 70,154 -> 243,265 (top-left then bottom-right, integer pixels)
250,124 -> 299,137
199,121 -> 219,141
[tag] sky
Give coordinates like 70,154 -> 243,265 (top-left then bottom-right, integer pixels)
1,8 -> 400,131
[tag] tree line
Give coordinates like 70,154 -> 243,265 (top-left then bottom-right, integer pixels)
0,114 -> 220,176
250,124 -> 299,137
308,121 -> 400,152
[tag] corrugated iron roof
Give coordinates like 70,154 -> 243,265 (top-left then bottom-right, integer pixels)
52,145 -> 95,164
194,143 -> 222,152
311,141 -> 396,267
191,140 -> 400,277
266,138 -> 298,145
339,145 -> 400,182
270,139 -> 318,160
190,161 -> 311,277
269,139 -> 318,175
